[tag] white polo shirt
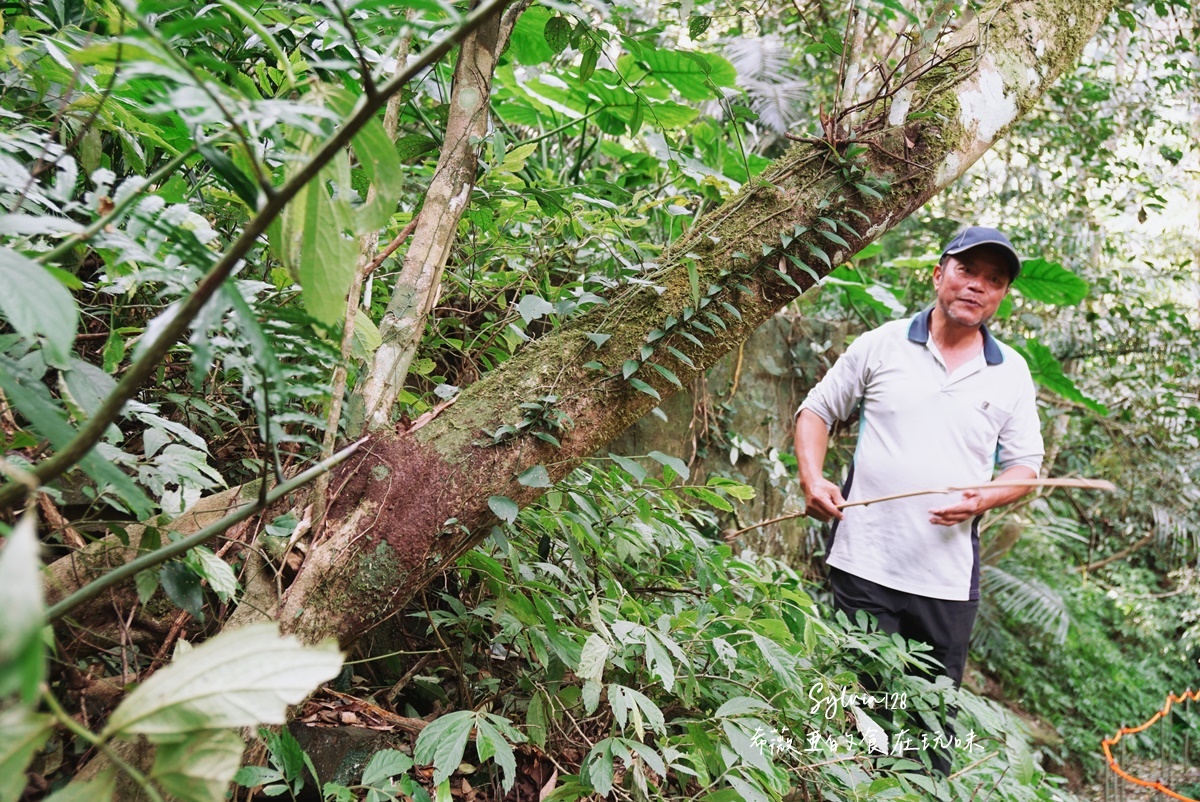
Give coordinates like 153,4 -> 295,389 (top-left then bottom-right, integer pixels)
798,309 -> 1043,601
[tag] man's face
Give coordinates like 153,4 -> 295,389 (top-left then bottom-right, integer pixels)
932,249 -> 1011,329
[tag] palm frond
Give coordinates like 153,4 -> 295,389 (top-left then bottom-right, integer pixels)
980,563 -> 1071,644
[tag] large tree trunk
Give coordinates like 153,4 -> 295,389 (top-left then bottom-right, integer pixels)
278,0 -> 1117,646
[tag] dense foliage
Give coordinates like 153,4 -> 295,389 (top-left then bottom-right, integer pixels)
0,0 -> 1198,798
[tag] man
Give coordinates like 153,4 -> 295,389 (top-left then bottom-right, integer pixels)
793,226 -> 1044,772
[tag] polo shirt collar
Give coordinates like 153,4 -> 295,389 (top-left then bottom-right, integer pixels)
908,307 -> 1004,365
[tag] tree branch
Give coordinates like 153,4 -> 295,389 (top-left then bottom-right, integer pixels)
0,0 -> 513,513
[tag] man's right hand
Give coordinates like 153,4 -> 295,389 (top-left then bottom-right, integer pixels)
803,477 -> 846,522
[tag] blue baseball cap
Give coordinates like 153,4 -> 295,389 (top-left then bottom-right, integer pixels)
941,226 -> 1023,281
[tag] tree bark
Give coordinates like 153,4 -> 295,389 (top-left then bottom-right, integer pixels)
277,0 -> 1118,646
349,3 -> 527,435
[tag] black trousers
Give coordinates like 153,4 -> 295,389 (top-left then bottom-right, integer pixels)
829,567 -> 979,775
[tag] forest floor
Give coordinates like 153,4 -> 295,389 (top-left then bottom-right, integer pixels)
1081,757 -> 1200,801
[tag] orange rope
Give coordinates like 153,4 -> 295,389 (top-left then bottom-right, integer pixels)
1101,688 -> 1200,801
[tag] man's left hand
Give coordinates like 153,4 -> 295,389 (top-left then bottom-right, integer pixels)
928,490 -> 988,526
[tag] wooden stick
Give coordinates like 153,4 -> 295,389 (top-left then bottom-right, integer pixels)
836,477 -> 1116,509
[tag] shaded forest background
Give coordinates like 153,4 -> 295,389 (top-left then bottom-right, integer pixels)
1,0 -> 1199,799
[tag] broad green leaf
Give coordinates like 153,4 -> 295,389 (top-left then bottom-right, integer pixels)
714,696 -> 774,718
684,486 -> 734,512
347,116 -> 405,232
583,740 -> 615,795
1012,258 -> 1089,305
0,510 -> 45,703
643,634 -> 675,693
350,310 -> 383,363
0,359 -> 152,517
412,710 -> 474,786
648,450 -> 690,481
135,569 -> 159,605
518,465 -> 552,488
577,633 -> 609,681
608,453 -> 647,483
622,359 -> 639,379
103,623 -> 343,739
543,16 -> 571,54
0,247 -> 78,367
160,562 -> 205,620
279,143 -> 357,326
232,766 -> 284,787
362,749 -> 413,786
151,728 -> 246,802
688,15 -> 711,38
579,44 -> 600,83
723,720 -> 772,773
618,50 -> 737,101
517,294 -> 555,324
193,547 -> 239,602
507,6 -> 557,64
474,718 -> 518,792
41,770 -> 116,802
60,358 -> 118,422
0,709 -> 53,802
1018,339 -> 1109,415
488,496 -> 519,523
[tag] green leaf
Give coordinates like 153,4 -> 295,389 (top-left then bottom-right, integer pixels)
193,547 -> 239,603
583,740 -> 615,795
135,569 -> 159,605
543,16 -> 572,54
620,50 -> 737,101
40,771 -> 116,802
518,465 -> 552,488
714,696 -> 774,718
285,156 -> 358,326
820,229 -> 851,249
688,15 -> 711,38
805,243 -> 832,270
474,718 -> 518,793
161,562 -> 205,620
102,623 -> 343,739
0,357 -> 152,517
684,486 -> 733,512
622,359 -> 639,379
395,134 -> 437,163
232,766 -> 284,787
1012,258 -> 1089,305
350,310 -> 383,363
629,97 -> 644,135
1018,339 -> 1109,415
488,495 -> 519,523
577,634 -> 609,682
517,294 -> 555,324
648,450 -> 690,481
608,453 -> 647,483
150,728 -> 246,802
0,247 -> 78,367
198,142 -> 259,209
0,709 -> 53,802
643,634 -> 675,692
628,377 -> 660,400
586,332 -> 611,348
579,43 -> 600,83
650,363 -> 682,388
0,510 -> 45,704
362,749 -> 414,786
413,711 -> 475,786
665,346 -> 695,368
507,6 -> 557,64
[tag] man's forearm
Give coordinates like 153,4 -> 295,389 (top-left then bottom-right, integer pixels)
794,409 -> 831,491
980,465 -> 1039,511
